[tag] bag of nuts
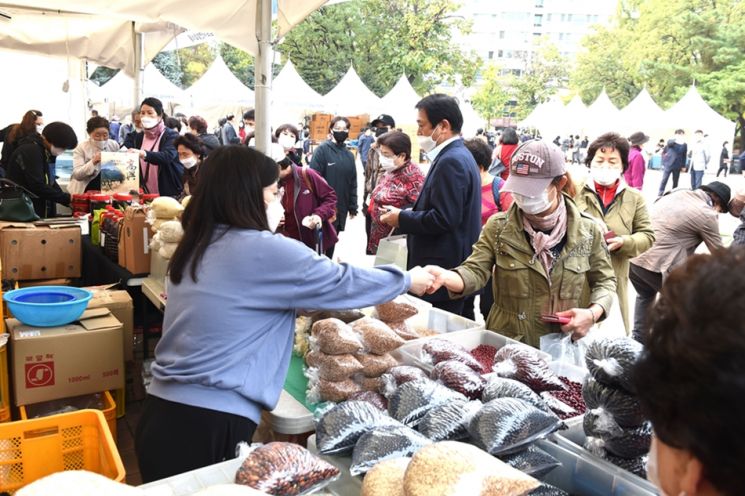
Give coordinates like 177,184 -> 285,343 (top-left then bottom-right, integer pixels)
234,442 -> 340,496
305,351 -> 363,382
350,424 -> 431,476
361,457 -> 410,496
306,375 -> 362,403
375,299 -> 419,323
311,318 -> 364,355
356,352 -> 398,378
315,400 -> 400,454
351,317 -> 405,355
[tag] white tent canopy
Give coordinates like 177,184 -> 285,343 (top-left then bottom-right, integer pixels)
323,66 -> 382,116
270,60 -> 325,125
584,89 -> 621,139
142,64 -> 185,105
562,95 -> 588,137
519,98 -> 565,140
379,76 -> 421,124
618,88 -> 667,138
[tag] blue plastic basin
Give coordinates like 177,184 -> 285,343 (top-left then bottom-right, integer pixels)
4,286 -> 93,327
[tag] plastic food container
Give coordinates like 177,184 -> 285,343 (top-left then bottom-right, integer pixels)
0,410 -> 124,493
393,328 -> 550,372
4,286 -> 93,327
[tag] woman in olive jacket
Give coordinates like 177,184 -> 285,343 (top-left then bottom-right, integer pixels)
574,133 -> 654,334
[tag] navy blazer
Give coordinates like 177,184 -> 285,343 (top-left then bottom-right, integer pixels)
398,138 -> 481,301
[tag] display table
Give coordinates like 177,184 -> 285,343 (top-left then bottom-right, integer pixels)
142,277 -> 166,312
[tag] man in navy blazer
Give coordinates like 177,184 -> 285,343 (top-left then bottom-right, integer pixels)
380,94 -> 481,315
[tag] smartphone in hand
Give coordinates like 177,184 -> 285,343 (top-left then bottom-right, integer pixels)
603,230 -> 617,243
541,314 -> 571,325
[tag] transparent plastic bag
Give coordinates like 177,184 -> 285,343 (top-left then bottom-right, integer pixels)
403,441 -> 540,496
493,345 -> 566,392
381,366 -> 429,397
361,457 -> 410,496
388,379 -> 467,426
349,391 -> 388,411
315,400 -> 400,454
527,483 -> 570,496
585,337 -> 642,393
234,442 -> 340,496
541,376 -> 586,420
306,372 -> 362,404
310,318 -> 364,355
418,399 -> 481,441
500,445 -> 562,478
389,321 -> 420,341
375,299 -> 419,322
421,338 -> 482,372
582,376 -> 645,428
354,373 -> 385,393
304,351 -> 363,381
356,352 -> 398,377
597,448 -> 648,478
481,376 -> 551,412
584,421 -> 652,459
351,317 -> 406,355
307,309 -> 364,324
350,424 -> 431,476
468,398 -> 562,455
540,332 -> 589,369
430,360 -> 485,400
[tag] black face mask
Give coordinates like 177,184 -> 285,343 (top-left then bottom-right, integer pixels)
375,127 -> 389,137
333,131 -> 348,143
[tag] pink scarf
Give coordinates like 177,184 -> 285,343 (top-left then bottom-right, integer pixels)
140,120 -> 165,194
522,196 -> 568,278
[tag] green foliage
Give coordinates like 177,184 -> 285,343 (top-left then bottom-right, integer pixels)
89,66 -> 118,86
471,64 -> 511,123
221,43 -> 256,87
571,0 -> 745,146
278,0 -> 481,97
509,39 -> 569,120
152,44 -> 217,88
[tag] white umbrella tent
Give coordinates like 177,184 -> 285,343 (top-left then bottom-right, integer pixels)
562,95 -> 588,138
618,88 -> 667,139
271,60 -> 325,126
323,66 -> 382,116
379,76 -> 421,125
584,89 -> 621,139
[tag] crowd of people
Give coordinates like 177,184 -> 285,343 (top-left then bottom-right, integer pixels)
1,95 -> 744,494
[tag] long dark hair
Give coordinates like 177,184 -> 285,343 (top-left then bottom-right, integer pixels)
8,110 -> 42,143
169,145 -> 279,284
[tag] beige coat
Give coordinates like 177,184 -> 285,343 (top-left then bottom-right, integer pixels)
453,196 -> 617,348
632,189 -> 723,277
574,181 -> 655,333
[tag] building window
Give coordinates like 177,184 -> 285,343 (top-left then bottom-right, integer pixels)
534,14 -> 543,27
533,32 -> 541,37
567,14 -> 572,22
497,49 -> 504,58
488,50 -> 494,60
546,13 -> 552,21
535,0 -> 544,7
499,30 -> 505,39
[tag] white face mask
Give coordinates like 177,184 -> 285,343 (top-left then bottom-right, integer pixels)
36,125 -> 44,134
265,198 -> 284,233
591,167 -> 621,186
675,136 -> 685,144
141,117 -> 159,129
513,190 -> 552,215
278,134 -> 296,150
92,139 -> 107,150
379,154 -> 399,172
50,145 -> 65,157
417,124 -> 440,153
245,125 -> 255,135
181,156 -> 198,169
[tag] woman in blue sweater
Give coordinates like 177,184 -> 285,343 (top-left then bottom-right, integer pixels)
135,145 -> 433,482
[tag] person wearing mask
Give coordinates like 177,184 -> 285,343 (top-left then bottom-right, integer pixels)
310,116 -> 358,258
0,110 -> 44,173
380,94 -> 483,316
728,187 -> 745,246
423,140 -> 617,348
464,137 -> 513,321
188,116 -> 220,156
624,131 -> 649,190
175,133 -> 204,197
574,133 -> 654,334
6,122 -> 77,218
658,129 -> 687,196
274,124 -> 302,166
717,141 -> 729,177
631,249 -> 745,496
69,116 -> 121,194
128,97 -> 184,198
273,143 -> 338,255
221,115 -> 240,145
242,109 -> 255,138
135,145 -> 434,482
363,114 -> 396,252
689,129 -> 710,190
357,127 -> 374,166
368,131 -> 425,254
120,111 -> 141,146
629,181 -> 728,344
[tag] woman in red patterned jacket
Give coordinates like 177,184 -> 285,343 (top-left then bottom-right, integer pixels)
368,131 -> 425,254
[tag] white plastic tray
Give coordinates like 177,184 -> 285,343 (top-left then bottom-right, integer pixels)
393,328 -> 550,372
268,389 -> 314,435
139,457 -> 245,495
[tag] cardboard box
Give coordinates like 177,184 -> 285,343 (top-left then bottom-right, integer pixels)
118,207 -> 151,275
8,308 -> 125,405
18,279 -> 74,288
85,286 -> 134,362
0,225 -> 81,280
347,114 -> 370,139
309,113 -> 333,142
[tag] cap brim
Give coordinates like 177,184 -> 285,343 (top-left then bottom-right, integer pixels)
502,175 -> 553,197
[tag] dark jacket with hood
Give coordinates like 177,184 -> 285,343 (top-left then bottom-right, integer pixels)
6,134 -> 69,217
131,127 -> 184,198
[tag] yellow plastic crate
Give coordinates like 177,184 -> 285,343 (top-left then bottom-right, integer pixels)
19,391 -> 117,442
0,343 -> 9,414
0,409 -> 124,493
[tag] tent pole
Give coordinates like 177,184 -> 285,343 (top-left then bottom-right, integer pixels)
134,29 -> 144,108
254,0 -> 273,154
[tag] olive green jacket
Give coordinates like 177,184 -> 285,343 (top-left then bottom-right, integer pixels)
453,196 -> 617,348
574,181 -> 654,333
